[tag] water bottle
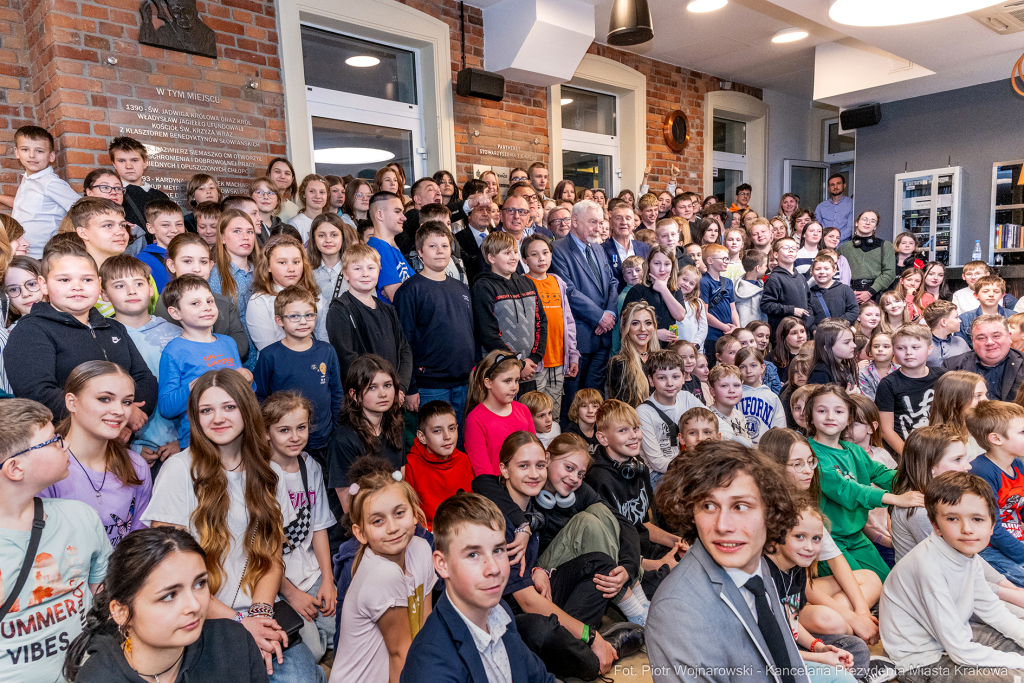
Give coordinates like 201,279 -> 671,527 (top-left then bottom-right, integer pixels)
973,240 -> 982,261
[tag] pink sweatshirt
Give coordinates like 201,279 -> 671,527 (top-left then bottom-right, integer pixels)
464,401 -> 536,476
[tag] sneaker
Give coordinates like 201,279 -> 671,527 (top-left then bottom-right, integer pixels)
865,656 -> 898,683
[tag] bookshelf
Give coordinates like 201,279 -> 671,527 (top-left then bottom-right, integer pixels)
992,160 -> 1024,265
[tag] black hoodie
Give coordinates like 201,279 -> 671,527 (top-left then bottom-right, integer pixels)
471,271 -> 547,364
808,280 -> 860,332
584,446 -> 656,556
4,302 -> 158,421
761,266 -> 812,338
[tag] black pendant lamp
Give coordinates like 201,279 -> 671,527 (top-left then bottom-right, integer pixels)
607,0 -> 654,46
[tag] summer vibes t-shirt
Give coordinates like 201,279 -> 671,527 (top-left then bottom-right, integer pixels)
0,499 -> 110,683
272,455 -> 335,593
528,274 -> 565,368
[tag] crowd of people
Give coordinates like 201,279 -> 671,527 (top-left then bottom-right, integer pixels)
4,122 -> 1024,683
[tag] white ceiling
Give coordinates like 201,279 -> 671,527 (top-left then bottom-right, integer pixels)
463,0 -> 1024,105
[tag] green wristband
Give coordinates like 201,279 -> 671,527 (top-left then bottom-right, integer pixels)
581,624 -> 589,644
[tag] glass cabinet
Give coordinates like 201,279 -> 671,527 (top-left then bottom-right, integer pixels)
893,167 -> 961,265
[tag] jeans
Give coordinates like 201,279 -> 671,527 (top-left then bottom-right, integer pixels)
534,365 -> 565,421
267,641 -> 325,683
898,623 -> 1024,682
561,348 -> 609,426
811,633 -> 870,680
417,384 -> 469,426
805,662 -> 857,683
979,546 -> 1024,588
289,575 -> 336,664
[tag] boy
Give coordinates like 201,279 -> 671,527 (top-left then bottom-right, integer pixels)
402,492 -> 555,683
655,218 -> 687,266
706,364 -> 751,445
633,228 -> 656,249
520,390 -> 560,447
254,286 -> 343,466
193,200 -> 221,247
678,406 -> 721,452
959,275 -> 1013,349
924,299 -> 968,367
7,126 -> 81,258
700,243 -> 739,361
138,198 -> 186,292
734,249 -> 767,328
4,242 -> 157,424
471,231 -> 547,393
392,222 -> 474,420
951,261 -> 1003,315
158,275 -> 249,448
0,399 -> 111,682
71,196 -> 128,269
968,400 -> 1024,587
522,233 -> 578,416
100,254 -> 182,465
404,402 -> 475,531
366,191 -> 412,302
108,136 -> 170,233
1010,312 -> 1024,352
638,193 -> 659,231
880,471 -> 1024,678
715,334 -> 741,367
221,194 -> 263,239
807,254 -> 859,332
325,243 -> 413,395
408,209 -> 469,284
637,351 -> 702,488
760,236 -> 810,339
877,324 -> 946,455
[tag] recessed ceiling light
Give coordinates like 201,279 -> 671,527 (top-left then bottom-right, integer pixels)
687,0 -> 727,12
560,98 -> 573,105
345,55 -> 380,67
772,28 -> 809,43
314,147 -> 395,165
828,0 -> 1003,27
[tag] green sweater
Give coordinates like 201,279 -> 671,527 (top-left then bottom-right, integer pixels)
837,238 -> 895,295
810,438 -> 896,539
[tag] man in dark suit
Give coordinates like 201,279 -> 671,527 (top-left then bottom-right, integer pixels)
550,200 -> 619,422
602,201 -> 650,294
455,193 -> 493,286
943,315 -> 1024,401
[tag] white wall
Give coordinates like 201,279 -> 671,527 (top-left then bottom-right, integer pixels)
763,88 -> 836,211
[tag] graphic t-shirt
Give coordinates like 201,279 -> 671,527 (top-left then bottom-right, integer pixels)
272,455 -> 335,593
681,376 -> 706,405
367,237 -> 411,303
875,367 -> 947,440
739,384 -> 787,445
637,393 -> 703,474
528,274 -> 565,368
970,454 -> 1024,564
0,499 -> 110,683
766,556 -> 807,641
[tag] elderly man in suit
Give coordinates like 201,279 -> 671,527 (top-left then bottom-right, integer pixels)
550,199 -> 619,421
455,193 -> 493,286
647,440 -> 811,683
602,201 -> 650,294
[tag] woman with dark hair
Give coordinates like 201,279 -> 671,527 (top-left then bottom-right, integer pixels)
553,179 -> 576,204
340,178 -> 372,231
64,527 -> 270,682
266,158 -> 299,224
694,216 -> 721,246
837,209 -> 896,304
922,261 -> 951,302
433,170 -> 460,207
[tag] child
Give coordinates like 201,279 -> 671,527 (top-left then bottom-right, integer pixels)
157,275 -> 249,448
404,400 -> 474,530
521,390 -> 561,447
694,351 -> 711,406
715,333 -> 741,367
288,174 -> 328,243
931,369 -> 988,460
654,218 -> 682,264
330,467 -> 435,683
877,324 -> 945,455
684,242 -> 704,274
637,350 -> 703,488
807,254 -> 859,332
894,267 -> 928,321
262,392 -> 337,664
924,299 -> 968,366
183,173 -> 221,233
70,197 -> 128,274
858,331 -> 895,399
675,264 -> 707,348
958,275 -> 1012,349
309,213 -> 356,305
108,136 -> 170,233
463,350 -> 536,476
880,471 -> 1024,677
806,384 -> 923,580
634,228 -> 657,249
193,201 -> 222,248
699,243 -> 739,359
951,260 -> 993,314
855,300 -> 881,339
745,319 -> 783,392
678,405 -> 720,451
736,346 -> 785,445
878,290 -> 909,336
807,319 -> 859,389
722,227 -> 747,281
209,209 -> 258,331
10,125 -> 81,258
623,246 -> 687,344
0,399 -> 112,683
706,364 -> 751,445
246,234 -> 320,352
892,231 -> 924,279
5,244 -> 158,424
566,387 -> 602,456
734,249 -> 767,327
761,236 -> 810,340
847,393 -> 897,558
1010,311 -> 1024,351
611,254 -> 645,355
671,340 -> 706,405
4,255 -> 43,326
789,381 -> 815,434
794,221 -> 822,275
138,199 -> 186,293
251,175 -> 282,241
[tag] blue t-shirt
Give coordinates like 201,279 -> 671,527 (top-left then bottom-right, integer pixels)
253,339 -> 344,450
157,333 -> 242,446
367,236 -> 411,302
970,454 -> 1024,564
700,272 -> 734,341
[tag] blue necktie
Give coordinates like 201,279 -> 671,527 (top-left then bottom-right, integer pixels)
585,245 -> 601,283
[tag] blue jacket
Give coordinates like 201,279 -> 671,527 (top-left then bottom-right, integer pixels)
400,590 -> 555,683
549,235 -> 618,354
600,238 -> 650,294
138,243 -> 172,292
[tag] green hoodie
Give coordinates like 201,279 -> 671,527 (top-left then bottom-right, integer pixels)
810,438 -> 896,538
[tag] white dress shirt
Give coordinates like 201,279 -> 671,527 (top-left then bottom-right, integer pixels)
448,592 -> 514,683
724,566 -> 759,620
11,166 -> 80,258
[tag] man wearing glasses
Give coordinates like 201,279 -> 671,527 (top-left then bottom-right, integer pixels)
481,194 -> 530,276
507,182 -> 553,239
454,193 -> 494,285
546,206 -> 571,239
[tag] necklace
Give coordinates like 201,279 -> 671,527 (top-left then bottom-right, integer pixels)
128,648 -> 184,683
70,450 -> 107,501
226,457 -> 242,472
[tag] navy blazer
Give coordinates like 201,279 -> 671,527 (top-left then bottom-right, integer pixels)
400,590 -> 555,683
549,235 -> 619,354
601,238 -> 650,294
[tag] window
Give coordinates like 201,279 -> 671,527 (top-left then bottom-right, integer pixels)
310,118 -> 414,181
713,118 -> 746,155
712,116 -> 747,203
827,122 -> 855,155
560,86 -> 619,196
301,28 -> 417,104
561,86 -> 616,136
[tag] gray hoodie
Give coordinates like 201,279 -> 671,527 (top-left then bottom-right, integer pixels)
734,278 -> 766,327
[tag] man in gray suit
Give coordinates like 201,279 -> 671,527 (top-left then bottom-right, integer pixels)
647,440 -> 810,683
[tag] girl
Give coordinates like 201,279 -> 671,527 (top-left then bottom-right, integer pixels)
289,174 -> 329,244
41,361 -> 152,547
922,260 -> 950,302
210,209 -> 259,331
64,527 -> 270,683
778,193 -> 799,228
250,176 -> 282,241
592,188 -> 608,208
735,347 -> 785,444
769,215 -> 789,242
820,228 -> 851,285
432,170 -> 459,207
791,209 -> 814,242
781,355 -> 812,431
581,187 -> 594,202
385,163 -> 408,205
481,170 -> 500,200
694,351 -> 711,404
607,301 -> 660,407
331,467 -> 434,683
554,178 -> 576,203
612,254 -> 645,355
685,242 -> 706,274
805,384 -> 923,581
773,316 -> 808,384
1,214 -> 30,255
463,349 -> 535,476
340,179 -> 371,230
742,210 -> 759,231
566,387 -> 603,456
846,393 -> 896,561
878,290 -> 909,335
185,174 -> 221,233
723,227 -> 747,281
893,231 -> 924,279
142,370 -> 324,680
745,320 -> 782,393
263,392 -> 336,665
374,165 -> 402,196
930,370 -> 988,460
759,429 -> 884,651
696,217 -> 720,245
622,247 -> 686,344
795,221 -> 823,275
246,235 -> 319,352
808,320 -> 859,390
857,332 -> 895,400
326,175 -> 345,215
308,213 -> 357,305
672,340 -> 706,405
617,188 -> 636,209
4,254 -> 43,327
328,354 -> 406,514
855,301 -> 880,339
895,267 -> 929,321
267,157 -> 300,223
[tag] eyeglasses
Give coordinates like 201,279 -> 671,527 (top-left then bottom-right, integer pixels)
549,218 -> 570,228
9,434 -> 65,460
92,184 -> 124,195
5,279 -> 40,298
778,245 -> 798,253
504,208 -> 530,217
253,190 -> 277,198
353,192 -> 370,199
280,312 -> 317,322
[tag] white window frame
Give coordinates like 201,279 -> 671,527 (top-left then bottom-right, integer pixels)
712,116 -> 748,193
823,117 -> 855,164
560,97 -> 620,197
783,159 -> 828,207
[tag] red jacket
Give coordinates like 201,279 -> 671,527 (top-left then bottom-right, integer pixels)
405,439 -> 476,530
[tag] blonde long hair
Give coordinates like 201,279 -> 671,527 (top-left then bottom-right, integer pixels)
678,264 -> 704,318
350,471 -> 426,576
251,234 -> 320,298
610,301 -> 661,407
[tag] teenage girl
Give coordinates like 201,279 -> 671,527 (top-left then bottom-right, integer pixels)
326,175 -> 345,215
878,290 -> 909,335
773,316 -> 807,384
807,320 -> 859,389
745,320 -> 782,393
288,174 -> 328,245
4,254 -> 43,327
41,360 -> 152,547
735,347 -> 785,444
855,301 -> 881,339
246,235 -> 320,352
922,260 -> 950,302
210,209 -> 259,329
857,332 -> 895,400
481,170 -> 500,200
696,218 -> 720,246
267,157 -> 299,223
622,248 -> 686,344
341,179 -> 371,230
566,387 -> 602,456
308,213 -> 357,306
250,176 -> 282,241
607,301 -> 660,407
463,349 -> 535,476
893,231 -> 924,279
675,265 -> 707,349
894,267 -> 928,321
769,216 -> 788,242
795,221 -> 823,275
723,227 -> 747,281
791,209 -> 813,242
330,468 -> 434,683
929,370 -> 988,459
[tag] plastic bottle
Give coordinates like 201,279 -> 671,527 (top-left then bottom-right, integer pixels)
973,240 -> 982,261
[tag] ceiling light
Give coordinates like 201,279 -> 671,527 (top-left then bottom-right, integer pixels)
828,0 -> 1003,27
687,0 -> 727,12
314,147 -> 394,165
772,28 -> 809,43
607,0 -> 654,46
345,55 -> 380,67
560,98 -> 573,105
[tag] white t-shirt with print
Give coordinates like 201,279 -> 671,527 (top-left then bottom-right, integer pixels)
272,455 -> 334,592
637,392 -> 703,473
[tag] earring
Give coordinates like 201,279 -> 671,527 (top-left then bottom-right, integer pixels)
120,623 -> 132,654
